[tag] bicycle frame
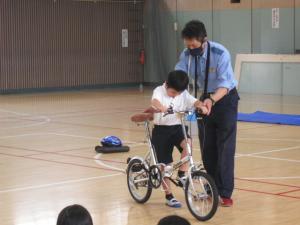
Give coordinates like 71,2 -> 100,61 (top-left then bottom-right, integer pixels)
128,110 -> 219,222
141,111 -> 200,192
172,113 -> 198,194
143,120 -> 158,167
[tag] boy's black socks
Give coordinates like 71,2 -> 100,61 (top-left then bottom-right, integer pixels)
178,170 -> 185,178
166,193 -> 174,200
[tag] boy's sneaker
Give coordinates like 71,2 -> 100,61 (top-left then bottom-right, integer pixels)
166,198 -> 182,208
220,197 -> 233,207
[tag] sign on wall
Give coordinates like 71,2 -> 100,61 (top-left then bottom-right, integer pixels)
122,29 -> 128,48
272,8 -> 280,29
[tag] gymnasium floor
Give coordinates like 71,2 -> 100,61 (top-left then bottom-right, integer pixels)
0,88 -> 299,225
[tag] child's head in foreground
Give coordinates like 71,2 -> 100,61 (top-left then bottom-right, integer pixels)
166,70 -> 189,98
157,215 -> 191,225
56,204 -> 93,225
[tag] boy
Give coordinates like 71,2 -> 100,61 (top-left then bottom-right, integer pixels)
151,70 -> 208,208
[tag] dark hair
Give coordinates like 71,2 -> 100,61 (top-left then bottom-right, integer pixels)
182,20 -> 207,40
166,70 -> 189,92
157,215 -> 191,225
57,204 -> 93,225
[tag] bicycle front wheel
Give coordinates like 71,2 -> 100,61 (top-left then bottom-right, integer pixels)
127,158 -> 152,203
185,170 -> 219,221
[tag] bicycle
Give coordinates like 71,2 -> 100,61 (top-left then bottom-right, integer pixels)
126,107 -> 219,221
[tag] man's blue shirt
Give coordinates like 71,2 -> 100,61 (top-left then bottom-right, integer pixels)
175,41 -> 237,93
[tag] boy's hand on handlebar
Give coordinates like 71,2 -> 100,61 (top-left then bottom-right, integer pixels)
160,106 -> 169,113
151,99 -> 169,113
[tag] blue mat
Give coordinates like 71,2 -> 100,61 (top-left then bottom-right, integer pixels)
238,111 -> 300,126
187,111 -> 300,126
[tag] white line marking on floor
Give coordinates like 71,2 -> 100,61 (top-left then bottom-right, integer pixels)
246,154 -> 300,163
0,108 -> 30,116
0,173 -> 122,194
0,108 -> 51,129
235,145 -> 300,163
0,133 -> 51,139
94,153 -> 126,173
0,132 -> 140,146
238,137 -> 300,142
241,100 -> 300,106
238,176 -> 300,180
248,145 -> 300,156
127,142 -> 147,148
1,131 -> 298,171
46,133 -> 140,146
49,132 -> 98,140
235,153 -> 248,158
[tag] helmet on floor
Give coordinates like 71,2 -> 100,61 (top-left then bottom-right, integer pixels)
101,136 -> 122,147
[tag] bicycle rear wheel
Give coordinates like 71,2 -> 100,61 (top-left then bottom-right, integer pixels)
127,158 -> 152,203
185,170 -> 219,221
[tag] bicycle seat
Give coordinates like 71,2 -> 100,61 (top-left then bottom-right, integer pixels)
131,113 -> 153,122
131,107 -> 160,122
143,107 -> 160,114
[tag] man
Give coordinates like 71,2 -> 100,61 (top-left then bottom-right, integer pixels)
175,20 -> 239,207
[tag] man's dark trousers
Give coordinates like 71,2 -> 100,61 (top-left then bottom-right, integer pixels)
198,88 -> 239,198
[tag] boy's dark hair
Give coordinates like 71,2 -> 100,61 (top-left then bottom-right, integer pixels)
57,204 -> 93,225
166,70 -> 189,92
157,215 -> 191,225
182,20 -> 207,41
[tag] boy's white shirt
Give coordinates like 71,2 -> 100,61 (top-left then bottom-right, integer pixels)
152,84 -> 197,125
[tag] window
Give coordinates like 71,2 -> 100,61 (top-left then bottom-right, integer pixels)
231,0 -> 240,3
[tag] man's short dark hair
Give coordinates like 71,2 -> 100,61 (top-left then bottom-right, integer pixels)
157,215 -> 191,225
182,20 -> 207,40
166,70 -> 189,92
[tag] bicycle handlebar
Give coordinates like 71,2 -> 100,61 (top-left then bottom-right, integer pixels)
162,107 -> 203,117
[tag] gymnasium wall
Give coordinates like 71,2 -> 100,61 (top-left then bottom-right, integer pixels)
143,1 -> 177,84
0,0 -> 144,93
296,0 -> 300,51
144,0 -> 300,96
239,61 -> 300,96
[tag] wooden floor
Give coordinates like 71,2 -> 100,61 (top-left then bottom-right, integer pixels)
0,88 -> 299,225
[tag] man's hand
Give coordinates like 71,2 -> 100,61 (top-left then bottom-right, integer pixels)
198,106 -> 209,115
203,98 -> 213,115
194,100 -> 208,115
202,87 -> 228,115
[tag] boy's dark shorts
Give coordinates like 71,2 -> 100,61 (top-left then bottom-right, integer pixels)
151,125 -> 190,164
